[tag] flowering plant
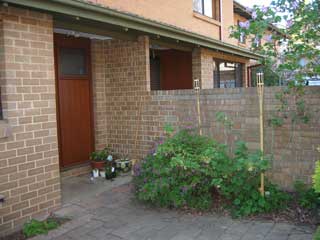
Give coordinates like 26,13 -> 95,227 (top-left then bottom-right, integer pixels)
133,126 -> 289,216
231,0 -> 320,82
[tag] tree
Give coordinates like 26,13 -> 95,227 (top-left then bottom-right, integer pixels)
231,0 -> 319,126
231,0 -> 320,85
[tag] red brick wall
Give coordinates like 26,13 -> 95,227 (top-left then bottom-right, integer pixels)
0,6 -> 61,235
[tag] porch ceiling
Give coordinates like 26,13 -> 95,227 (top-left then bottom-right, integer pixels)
2,0 -> 263,60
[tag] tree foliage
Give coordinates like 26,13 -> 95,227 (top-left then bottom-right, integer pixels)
231,0 -> 320,82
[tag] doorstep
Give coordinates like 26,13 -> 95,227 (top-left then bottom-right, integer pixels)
60,162 -> 92,179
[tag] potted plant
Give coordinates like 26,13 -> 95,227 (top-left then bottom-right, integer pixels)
90,148 -> 111,170
115,154 -> 132,173
105,155 -> 117,180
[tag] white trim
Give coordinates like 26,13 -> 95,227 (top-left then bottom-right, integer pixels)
53,28 -> 112,40
220,0 -> 223,41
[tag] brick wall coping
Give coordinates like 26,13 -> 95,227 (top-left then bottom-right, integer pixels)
150,86 -> 320,97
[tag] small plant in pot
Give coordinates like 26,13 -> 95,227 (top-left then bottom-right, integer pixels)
115,154 -> 132,173
90,148 -> 111,170
105,155 -> 117,180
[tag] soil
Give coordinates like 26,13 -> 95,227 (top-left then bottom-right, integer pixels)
176,191 -> 319,227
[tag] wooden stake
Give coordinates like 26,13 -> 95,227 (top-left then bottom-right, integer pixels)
257,72 -> 265,197
194,79 -> 202,136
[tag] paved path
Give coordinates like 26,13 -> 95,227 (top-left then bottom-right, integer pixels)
32,175 -> 315,240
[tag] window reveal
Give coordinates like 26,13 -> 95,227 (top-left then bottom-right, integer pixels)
213,60 -> 244,88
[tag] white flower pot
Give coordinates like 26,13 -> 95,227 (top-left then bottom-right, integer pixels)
92,169 -> 99,178
100,171 -> 106,178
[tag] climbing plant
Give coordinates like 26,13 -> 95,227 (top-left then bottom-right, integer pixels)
230,0 -> 319,127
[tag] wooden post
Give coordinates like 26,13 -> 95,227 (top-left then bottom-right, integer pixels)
194,79 -> 202,136
257,72 -> 265,197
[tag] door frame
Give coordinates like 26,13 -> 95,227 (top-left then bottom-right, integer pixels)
53,33 -> 95,169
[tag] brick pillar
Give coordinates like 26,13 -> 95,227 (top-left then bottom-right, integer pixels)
91,40 -> 108,150
0,6 -> 61,235
91,36 -> 151,158
192,48 -> 201,84
192,48 -> 214,89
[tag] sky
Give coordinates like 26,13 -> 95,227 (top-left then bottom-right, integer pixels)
236,0 -> 272,7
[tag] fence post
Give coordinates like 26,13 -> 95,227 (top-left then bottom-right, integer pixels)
257,72 -> 265,197
194,79 -> 202,136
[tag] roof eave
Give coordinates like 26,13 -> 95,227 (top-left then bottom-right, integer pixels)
1,0 -> 263,60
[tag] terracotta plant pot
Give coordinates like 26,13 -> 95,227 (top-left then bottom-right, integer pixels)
91,161 -> 105,170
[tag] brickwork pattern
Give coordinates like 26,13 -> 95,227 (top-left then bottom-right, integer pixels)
0,6 -> 61,235
145,87 -> 320,189
91,40 -> 108,151
192,48 -> 214,89
92,37 -> 151,158
0,4 -> 317,238
92,37 -> 319,190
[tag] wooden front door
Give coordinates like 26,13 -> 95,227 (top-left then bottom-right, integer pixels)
54,34 -> 94,168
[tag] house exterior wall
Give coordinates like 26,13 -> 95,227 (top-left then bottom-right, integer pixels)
0,6 -> 61,235
91,37 -> 320,191
233,13 -> 250,47
92,0 -> 239,42
91,36 -> 151,157
192,48 -> 250,89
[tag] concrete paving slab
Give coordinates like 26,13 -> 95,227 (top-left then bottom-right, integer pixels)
30,175 -> 315,240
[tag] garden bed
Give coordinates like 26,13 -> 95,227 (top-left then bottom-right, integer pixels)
0,215 -> 70,240
132,127 -> 320,226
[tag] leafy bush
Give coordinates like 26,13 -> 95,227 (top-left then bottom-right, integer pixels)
221,142 -> 290,217
294,180 -> 320,210
133,128 -> 289,217
314,226 -> 320,240
23,219 -> 59,238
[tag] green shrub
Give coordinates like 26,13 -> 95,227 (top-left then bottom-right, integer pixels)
314,226 -> 320,240
294,180 -> 320,210
23,219 -> 59,238
133,128 -> 289,217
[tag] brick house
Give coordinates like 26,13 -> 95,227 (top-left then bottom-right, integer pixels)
0,0 -> 319,235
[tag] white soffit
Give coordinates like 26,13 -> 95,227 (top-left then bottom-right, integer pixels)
54,28 -> 112,40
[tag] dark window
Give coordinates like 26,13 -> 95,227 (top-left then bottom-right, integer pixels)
238,21 -> 246,44
193,0 -> 220,21
150,56 -> 161,90
239,32 -> 246,44
254,37 -> 262,47
149,49 -> 193,90
213,60 -> 244,88
59,48 -> 87,76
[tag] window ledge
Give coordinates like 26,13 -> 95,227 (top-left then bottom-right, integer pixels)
238,42 -> 247,48
193,12 -> 221,26
0,120 -> 12,139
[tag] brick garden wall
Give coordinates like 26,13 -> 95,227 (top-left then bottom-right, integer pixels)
91,36 -> 320,190
0,6 -> 61,235
144,87 -> 320,189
